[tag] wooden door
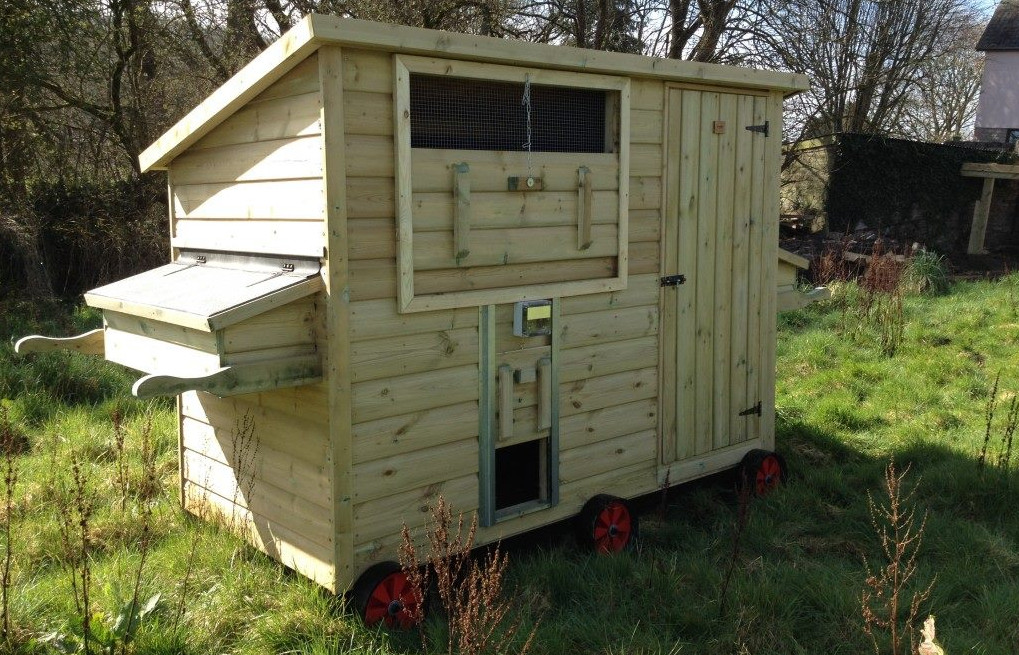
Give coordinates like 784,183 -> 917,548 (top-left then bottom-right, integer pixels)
478,301 -> 559,526
661,87 -> 779,464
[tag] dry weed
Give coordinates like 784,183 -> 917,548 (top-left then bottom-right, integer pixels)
861,461 -> 935,655
399,497 -> 538,655
1,408 -> 17,643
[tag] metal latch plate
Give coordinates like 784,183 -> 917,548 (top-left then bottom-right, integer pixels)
660,274 -> 687,287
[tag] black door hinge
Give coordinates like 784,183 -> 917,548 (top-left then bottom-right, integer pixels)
739,401 -> 762,417
745,121 -> 770,137
660,274 -> 687,287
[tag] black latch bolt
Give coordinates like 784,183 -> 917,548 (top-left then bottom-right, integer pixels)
739,401 -> 762,417
660,274 -> 687,287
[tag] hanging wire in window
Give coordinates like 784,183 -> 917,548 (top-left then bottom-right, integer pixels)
521,74 -> 533,175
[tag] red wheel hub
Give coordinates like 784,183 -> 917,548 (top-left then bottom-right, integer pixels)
593,501 -> 632,553
363,570 -> 420,629
755,454 -> 783,495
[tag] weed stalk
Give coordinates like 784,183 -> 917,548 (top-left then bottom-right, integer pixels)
399,497 -> 538,655
122,413 -> 158,651
68,453 -> 96,654
978,373 -> 1000,470
657,469 -> 671,522
861,461 -> 935,655
996,395 -> 1018,473
229,412 -> 258,534
718,476 -> 752,618
1,408 -> 18,644
112,405 -> 128,511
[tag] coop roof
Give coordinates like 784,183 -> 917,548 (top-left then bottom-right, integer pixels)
139,14 -> 809,172
977,1 -> 1019,50
84,253 -> 322,332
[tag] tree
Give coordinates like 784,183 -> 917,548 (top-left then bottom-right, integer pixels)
896,18 -> 983,142
345,0 -> 519,36
761,0 -> 975,141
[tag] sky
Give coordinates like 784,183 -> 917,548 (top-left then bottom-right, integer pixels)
974,0 -> 1001,18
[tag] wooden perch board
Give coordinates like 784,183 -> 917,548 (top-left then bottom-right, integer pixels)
14,329 -> 105,356
132,354 -> 322,399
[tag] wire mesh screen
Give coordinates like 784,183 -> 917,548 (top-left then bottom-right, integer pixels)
410,74 -> 608,152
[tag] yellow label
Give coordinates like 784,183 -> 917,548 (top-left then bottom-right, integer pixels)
526,304 -> 552,320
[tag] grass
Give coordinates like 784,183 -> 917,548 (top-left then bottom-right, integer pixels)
1,273 -> 1018,654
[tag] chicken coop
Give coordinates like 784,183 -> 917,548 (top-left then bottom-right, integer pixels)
17,14 -> 809,626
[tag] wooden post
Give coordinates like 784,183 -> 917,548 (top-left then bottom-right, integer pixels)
319,46 -> 354,594
968,177 -> 995,255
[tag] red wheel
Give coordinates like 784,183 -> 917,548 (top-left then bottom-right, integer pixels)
350,562 -> 422,629
741,449 -> 786,497
576,494 -> 637,553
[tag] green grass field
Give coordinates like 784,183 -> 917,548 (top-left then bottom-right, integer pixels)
1,274 -> 1018,654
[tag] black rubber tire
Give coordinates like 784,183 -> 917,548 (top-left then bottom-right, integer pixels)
349,561 -> 422,629
739,449 -> 787,497
575,494 -> 638,553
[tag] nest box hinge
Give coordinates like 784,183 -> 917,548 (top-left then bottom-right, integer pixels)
739,401 -> 762,417
660,274 -> 687,287
745,121 -> 770,137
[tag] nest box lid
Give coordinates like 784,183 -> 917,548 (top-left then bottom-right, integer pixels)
84,251 -> 322,332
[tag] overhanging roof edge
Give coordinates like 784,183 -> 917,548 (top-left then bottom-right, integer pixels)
139,15 -> 809,173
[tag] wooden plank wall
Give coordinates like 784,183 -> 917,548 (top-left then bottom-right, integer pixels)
178,300 -> 330,588
168,55 -> 326,259
174,63 -> 337,590
179,385 -> 335,588
341,49 -> 483,570
221,297 -> 318,364
551,76 -> 664,507
346,62 -> 664,569
408,150 -> 621,288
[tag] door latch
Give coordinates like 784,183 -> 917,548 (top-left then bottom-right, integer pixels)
660,274 -> 687,287
745,121 -> 770,137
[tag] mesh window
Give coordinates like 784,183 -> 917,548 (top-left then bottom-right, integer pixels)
410,74 -> 608,152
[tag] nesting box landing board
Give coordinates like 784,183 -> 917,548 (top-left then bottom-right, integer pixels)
21,14 -> 807,595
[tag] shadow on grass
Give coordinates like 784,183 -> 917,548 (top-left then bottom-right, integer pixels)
492,417 -> 1019,655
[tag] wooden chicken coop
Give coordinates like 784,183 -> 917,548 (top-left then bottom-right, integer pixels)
17,15 -> 809,626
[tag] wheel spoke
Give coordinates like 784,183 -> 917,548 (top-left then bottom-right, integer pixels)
389,574 -> 407,598
370,584 -> 391,606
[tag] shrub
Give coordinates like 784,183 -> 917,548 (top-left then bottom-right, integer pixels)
903,251 -> 950,297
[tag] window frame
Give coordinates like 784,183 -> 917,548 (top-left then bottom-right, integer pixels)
393,54 -> 630,313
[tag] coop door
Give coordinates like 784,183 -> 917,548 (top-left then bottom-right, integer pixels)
661,88 -> 779,463
478,301 -> 560,526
